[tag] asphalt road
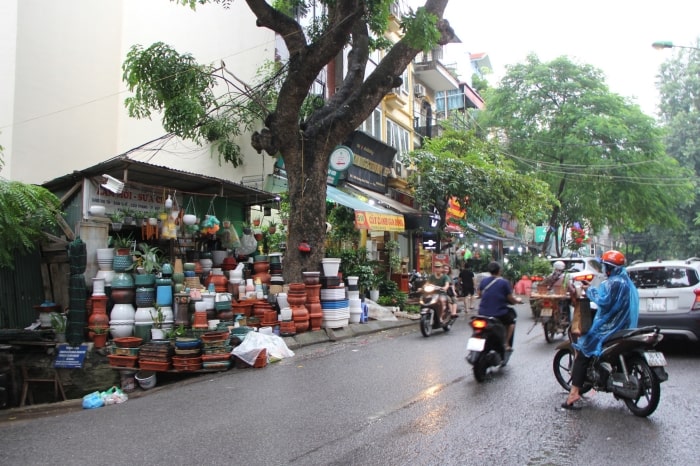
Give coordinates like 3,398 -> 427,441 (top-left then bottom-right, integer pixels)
1,303 -> 699,465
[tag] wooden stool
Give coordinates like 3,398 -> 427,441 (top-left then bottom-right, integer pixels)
20,365 -> 67,406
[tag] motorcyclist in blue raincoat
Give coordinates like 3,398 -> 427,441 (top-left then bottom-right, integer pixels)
561,250 -> 639,410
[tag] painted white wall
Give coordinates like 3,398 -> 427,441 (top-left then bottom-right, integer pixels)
2,0 -> 276,185
0,1 -> 18,178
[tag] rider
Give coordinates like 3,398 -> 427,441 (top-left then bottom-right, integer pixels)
561,250 -> 639,410
427,262 -> 457,319
543,260 -> 567,290
477,261 -> 522,351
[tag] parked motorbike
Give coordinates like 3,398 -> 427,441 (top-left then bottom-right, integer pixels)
552,326 -> 668,417
466,315 -> 512,381
408,270 -> 425,298
419,283 -> 456,337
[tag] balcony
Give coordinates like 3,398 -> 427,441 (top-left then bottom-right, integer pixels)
413,47 -> 460,92
384,87 -> 408,110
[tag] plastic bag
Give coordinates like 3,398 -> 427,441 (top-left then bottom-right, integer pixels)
82,391 -> 104,409
231,331 -> 295,366
220,223 -> 241,250
101,386 -> 128,405
238,233 -> 258,256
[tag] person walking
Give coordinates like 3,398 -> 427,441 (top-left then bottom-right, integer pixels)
459,262 -> 476,312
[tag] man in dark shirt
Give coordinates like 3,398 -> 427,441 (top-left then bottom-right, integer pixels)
459,263 -> 476,311
477,261 -> 522,350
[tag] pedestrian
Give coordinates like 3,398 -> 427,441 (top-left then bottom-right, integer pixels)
561,250 -> 639,410
459,262 -> 476,311
443,264 -> 459,317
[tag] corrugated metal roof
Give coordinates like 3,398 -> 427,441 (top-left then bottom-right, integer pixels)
41,155 -> 276,206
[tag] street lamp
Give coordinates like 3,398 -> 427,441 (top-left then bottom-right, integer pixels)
652,40 -> 700,51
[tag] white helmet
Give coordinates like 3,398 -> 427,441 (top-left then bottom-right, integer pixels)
553,261 -> 566,271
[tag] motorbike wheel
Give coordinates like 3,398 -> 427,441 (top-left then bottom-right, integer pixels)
420,314 -> 432,337
473,354 -> 488,382
623,356 -> 661,417
552,348 -> 592,394
544,320 -> 557,343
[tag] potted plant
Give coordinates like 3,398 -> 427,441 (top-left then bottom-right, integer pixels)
240,221 -> 252,235
150,305 -> 166,340
266,221 -> 277,234
111,233 -> 134,255
88,325 -> 109,348
50,312 -> 67,343
109,210 -> 124,231
121,208 -> 136,225
129,242 -> 163,275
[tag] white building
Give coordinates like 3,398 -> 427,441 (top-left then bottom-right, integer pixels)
0,0 -> 274,186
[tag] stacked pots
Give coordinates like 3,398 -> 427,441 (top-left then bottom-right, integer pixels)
95,247 -> 115,288
133,273 -> 156,343
110,271 -> 135,338
287,283 -> 309,333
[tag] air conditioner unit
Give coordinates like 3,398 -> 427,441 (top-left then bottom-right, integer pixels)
414,84 -> 426,97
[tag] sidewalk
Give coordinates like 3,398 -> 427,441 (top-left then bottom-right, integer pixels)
0,316 -> 418,423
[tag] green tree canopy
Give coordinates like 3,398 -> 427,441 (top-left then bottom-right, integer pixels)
652,38 -> 700,259
122,0 -> 454,281
404,128 -> 554,232
482,54 -> 694,256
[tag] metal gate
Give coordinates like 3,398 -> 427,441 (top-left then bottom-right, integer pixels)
0,250 -> 45,329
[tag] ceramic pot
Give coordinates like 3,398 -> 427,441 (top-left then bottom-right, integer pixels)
92,277 -> 106,296
90,331 -> 108,348
321,258 -> 341,277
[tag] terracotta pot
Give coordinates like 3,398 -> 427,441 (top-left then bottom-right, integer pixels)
89,331 -> 108,348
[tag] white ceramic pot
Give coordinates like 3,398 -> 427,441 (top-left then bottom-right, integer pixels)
92,277 -> 106,296
321,258 -> 341,277
150,328 -> 165,340
183,214 -> 197,225
89,205 -> 106,216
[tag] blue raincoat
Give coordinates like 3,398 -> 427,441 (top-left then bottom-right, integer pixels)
573,266 -> 639,357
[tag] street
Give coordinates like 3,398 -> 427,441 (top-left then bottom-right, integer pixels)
1,302 -> 699,465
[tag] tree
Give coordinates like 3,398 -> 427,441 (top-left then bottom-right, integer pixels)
0,153 -> 63,269
655,38 -> 700,259
122,0 -> 455,281
482,54 -> 693,256
405,128 -> 554,233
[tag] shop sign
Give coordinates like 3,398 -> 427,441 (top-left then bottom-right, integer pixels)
445,196 -> 466,230
346,131 -> 396,191
54,344 -> 88,369
354,211 -> 405,232
534,226 -> 548,243
86,181 -> 174,218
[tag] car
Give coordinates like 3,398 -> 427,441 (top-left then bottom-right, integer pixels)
626,258 -> 700,342
549,256 -> 606,288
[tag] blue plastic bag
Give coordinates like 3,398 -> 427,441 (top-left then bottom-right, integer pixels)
82,391 -> 104,409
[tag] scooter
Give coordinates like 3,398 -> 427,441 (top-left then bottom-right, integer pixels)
552,325 -> 668,417
419,283 -> 456,337
466,315 -> 512,382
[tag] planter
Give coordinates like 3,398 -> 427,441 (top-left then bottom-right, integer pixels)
150,328 -> 166,340
135,371 -> 157,390
90,331 -> 108,348
321,258 -> 341,277
369,289 -> 380,301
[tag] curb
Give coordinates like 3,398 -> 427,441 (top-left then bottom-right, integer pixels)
0,317 -> 418,422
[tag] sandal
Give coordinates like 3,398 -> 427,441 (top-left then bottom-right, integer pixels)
560,401 -> 582,411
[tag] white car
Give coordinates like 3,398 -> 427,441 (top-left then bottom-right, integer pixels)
627,258 -> 700,342
549,256 -> 606,288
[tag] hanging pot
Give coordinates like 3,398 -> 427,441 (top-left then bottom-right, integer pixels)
183,214 -> 197,225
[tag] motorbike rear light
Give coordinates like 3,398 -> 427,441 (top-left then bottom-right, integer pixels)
472,319 -> 487,329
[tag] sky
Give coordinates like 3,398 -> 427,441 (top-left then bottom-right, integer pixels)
409,0 -> 700,117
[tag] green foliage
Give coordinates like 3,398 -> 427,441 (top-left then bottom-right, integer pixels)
483,54 -> 694,255
0,178 -> 62,269
129,243 -> 163,274
327,205 -> 360,244
50,312 -> 67,333
400,7 -> 440,52
332,247 -> 379,293
377,279 -> 407,309
404,129 -> 554,230
109,210 -> 125,222
110,233 -> 134,249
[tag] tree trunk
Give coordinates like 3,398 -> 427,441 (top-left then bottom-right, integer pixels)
282,139 -> 329,283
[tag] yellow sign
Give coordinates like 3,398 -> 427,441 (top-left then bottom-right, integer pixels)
355,211 -> 405,232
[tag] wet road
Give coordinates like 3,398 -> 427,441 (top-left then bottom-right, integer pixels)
1,303 -> 698,465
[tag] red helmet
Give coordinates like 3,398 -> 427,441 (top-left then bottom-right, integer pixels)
601,250 -> 625,267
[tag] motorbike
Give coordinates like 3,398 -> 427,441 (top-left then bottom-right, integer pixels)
552,326 -> 668,417
408,270 -> 425,298
419,283 -> 456,337
466,315 -> 513,381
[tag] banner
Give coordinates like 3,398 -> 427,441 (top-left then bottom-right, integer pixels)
354,211 -> 405,232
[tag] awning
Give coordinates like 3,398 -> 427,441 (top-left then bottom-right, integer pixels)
326,185 -> 405,232
264,174 -> 405,232
344,183 -> 422,215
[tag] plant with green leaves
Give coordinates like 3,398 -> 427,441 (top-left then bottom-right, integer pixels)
109,210 -> 125,223
129,243 -> 163,274
0,153 -> 63,269
50,312 -> 67,333
150,304 -> 165,329
110,233 -> 134,250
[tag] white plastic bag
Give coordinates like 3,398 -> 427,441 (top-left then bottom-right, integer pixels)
238,233 -> 258,256
231,331 -> 295,366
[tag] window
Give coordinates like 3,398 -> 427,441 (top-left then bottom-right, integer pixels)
629,266 -> 700,289
359,108 -> 382,140
387,118 -> 410,176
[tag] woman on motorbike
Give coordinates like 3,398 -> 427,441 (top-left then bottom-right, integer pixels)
477,261 -> 522,351
561,250 -> 639,410
427,262 -> 458,319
